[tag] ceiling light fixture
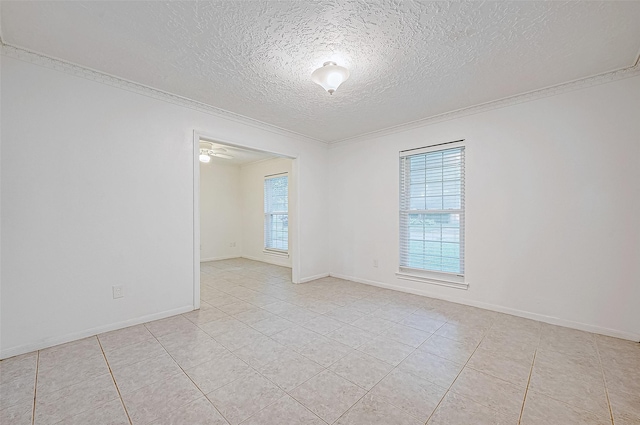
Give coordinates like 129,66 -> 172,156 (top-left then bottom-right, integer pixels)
199,143 -> 234,163
311,61 -> 350,95
212,153 -> 234,159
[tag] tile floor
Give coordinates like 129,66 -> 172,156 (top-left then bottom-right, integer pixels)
1,258 -> 639,425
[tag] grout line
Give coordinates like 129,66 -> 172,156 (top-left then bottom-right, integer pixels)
424,320 -> 494,424
31,351 -> 39,425
96,337 -> 133,425
178,261 -> 626,425
519,325 -> 541,424
594,336 -> 616,425
148,325 -> 238,423
327,315 -> 444,424
200,267 -> 400,424
517,347 -> 538,424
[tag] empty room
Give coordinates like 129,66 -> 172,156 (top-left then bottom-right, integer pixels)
1,1 -> 639,425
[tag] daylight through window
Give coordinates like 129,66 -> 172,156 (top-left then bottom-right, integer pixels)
399,145 -> 465,276
264,174 -> 289,252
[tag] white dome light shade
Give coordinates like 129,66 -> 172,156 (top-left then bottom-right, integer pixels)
311,61 -> 350,95
199,151 -> 211,163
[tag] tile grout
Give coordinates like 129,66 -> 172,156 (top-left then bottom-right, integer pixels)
31,350 -> 39,425
517,347 -> 538,425
13,260 -> 635,425
200,277 -> 426,424
423,320 -> 495,425
213,278 -> 507,425
325,329 -> 428,425
144,323 -> 231,424
593,335 -> 615,425
96,336 -> 134,425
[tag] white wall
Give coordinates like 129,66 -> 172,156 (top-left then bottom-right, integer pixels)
199,161 -> 242,261
0,55 -> 330,358
2,48 -> 637,360
329,75 -> 640,341
240,158 -> 293,267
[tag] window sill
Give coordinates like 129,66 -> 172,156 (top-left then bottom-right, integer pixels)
263,249 -> 289,258
396,270 -> 468,290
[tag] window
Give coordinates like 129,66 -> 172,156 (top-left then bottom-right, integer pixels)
264,174 -> 288,252
399,143 -> 465,285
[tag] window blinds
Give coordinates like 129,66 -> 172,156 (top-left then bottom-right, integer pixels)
264,175 -> 289,252
399,145 -> 465,276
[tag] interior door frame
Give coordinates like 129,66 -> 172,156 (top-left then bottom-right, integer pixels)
192,130 -> 300,309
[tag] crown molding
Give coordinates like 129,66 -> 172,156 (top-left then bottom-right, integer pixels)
328,61 -> 640,148
3,41 -> 639,149
0,42 -> 328,148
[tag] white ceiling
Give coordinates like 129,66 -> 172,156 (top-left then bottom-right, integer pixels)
2,1 -> 640,143
200,140 -> 279,166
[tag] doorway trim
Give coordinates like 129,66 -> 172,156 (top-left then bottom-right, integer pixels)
192,130 -> 300,309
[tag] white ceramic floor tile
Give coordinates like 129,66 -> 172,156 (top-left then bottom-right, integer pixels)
335,393 -> 423,425
289,370 -> 367,424
428,391 -> 515,425
239,394 -> 324,425
0,399 -> 33,425
398,350 -> 464,388
149,397 -> 229,425
185,351 -> 252,394
450,368 -> 525,422
34,373 -> 119,425
259,350 -> 324,392
111,351 -> 182,395
370,368 -> 447,422
55,399 -> 129,425
271,326 -> 323,351
104,338 -> 167,369
207,370 -> 285,425
36,352 -> 110,395
121,372 -> 202,425
327,325 -> 378,349
520,391 -> 610,425
357,336 -> 414,366
163,337 -> 228,370
98,325 -> 155,353
0,372 -> 35,411
329,350 -> 394,391
10,260 -> 640,425
0,353 -> 37,385
298,335 -> 355,367
145,315 -> 199,338
232,335 -> 290,368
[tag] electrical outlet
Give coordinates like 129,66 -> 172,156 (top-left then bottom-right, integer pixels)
373,259 -> 379,268
112,285 -> 124,299
230,242 -> 236,247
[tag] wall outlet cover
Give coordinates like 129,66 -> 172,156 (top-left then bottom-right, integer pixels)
112,285 -> 124,299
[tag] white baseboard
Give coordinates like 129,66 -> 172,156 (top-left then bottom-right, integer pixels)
330,273 -> 640,342
200,255 -> 239,262
0,305 -> 194,360
241,254 -> 291,268
298,272 -> 330,284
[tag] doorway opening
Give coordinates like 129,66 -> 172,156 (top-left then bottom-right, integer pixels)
192,133 -> 298,309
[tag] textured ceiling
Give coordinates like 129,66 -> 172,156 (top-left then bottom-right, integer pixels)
2,1 -> 640,143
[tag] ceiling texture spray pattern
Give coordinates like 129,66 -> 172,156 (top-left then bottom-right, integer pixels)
2,1 -> 640,142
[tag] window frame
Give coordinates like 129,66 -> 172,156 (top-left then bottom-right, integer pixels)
264,173 -> 289,255
397,141 -> 467,290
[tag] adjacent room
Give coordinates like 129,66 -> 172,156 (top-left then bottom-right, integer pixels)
1,1 -> 639,425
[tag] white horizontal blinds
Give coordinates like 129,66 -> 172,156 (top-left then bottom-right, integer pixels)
400,146 -> 465,275
264,175 -> 289,251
